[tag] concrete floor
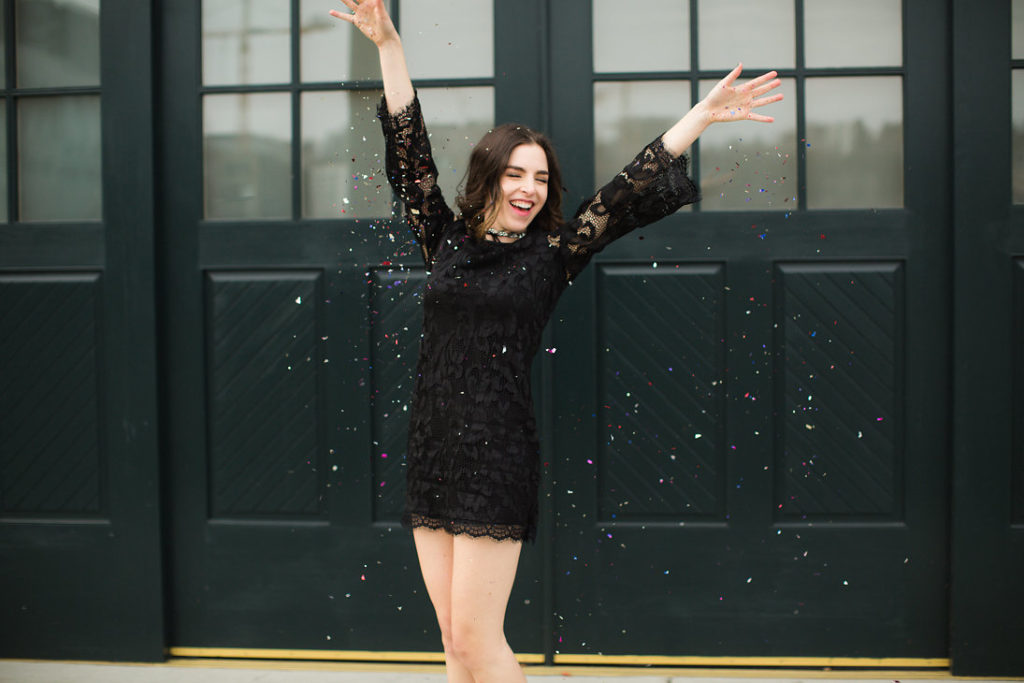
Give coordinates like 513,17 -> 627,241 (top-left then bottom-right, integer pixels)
1,660 -> 1018,683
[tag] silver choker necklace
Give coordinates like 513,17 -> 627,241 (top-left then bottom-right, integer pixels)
486,228 -> 525,241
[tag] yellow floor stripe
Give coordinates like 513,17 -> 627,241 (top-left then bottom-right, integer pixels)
166,648 -> 962,674
167,646 -> 544,665
553,654 -> 950,667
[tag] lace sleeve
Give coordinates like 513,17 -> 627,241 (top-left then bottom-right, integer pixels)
378,95 -> 455,268
555,135 -> 700,282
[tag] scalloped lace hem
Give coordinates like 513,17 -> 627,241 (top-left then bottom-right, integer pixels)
404,512 -> 531,542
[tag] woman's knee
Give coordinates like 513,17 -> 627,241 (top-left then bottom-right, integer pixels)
435,611 -> 455,652
449,617 -> 506,668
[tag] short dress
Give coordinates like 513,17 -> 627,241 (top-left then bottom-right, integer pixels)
378,95 -> 700,542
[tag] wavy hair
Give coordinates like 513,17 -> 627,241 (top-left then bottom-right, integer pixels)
456,123 -> 564,240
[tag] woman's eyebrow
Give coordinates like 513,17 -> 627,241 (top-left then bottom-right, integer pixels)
506,165 -> 549,176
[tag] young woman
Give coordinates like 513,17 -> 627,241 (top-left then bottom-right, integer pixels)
331,2 -> 783,680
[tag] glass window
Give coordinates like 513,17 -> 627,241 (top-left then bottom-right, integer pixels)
19,96 -> 102,221
698,0 -> 794,70
416,87 -> 494,206
1013,70 -> 1024,204
204,93 -> 291,219
1,7 -> 6,86
593,81 -> 689,190
0,104 -> 7,220
302,89 -> 391,219
16,0 -> 100,88
301,0 -> 388,82
401,0 -> 493,79
805,0 -> 902,68
203,0 -> 290,86
1015,0 -> 1024,59
592,0 -> 689,73
805,77 -> 903,209
699,78 -> 796,212
302,87 -> 492,220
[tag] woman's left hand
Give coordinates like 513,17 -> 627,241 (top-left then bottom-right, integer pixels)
699,63 -> 784,124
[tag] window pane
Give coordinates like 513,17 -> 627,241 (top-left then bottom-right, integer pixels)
203,0 -> 290,86
302,89 -> 392,219
204,93 -> 291,219
19,96 -> 102,221
1013,70 -> 1024,203
592,0 -> 689,73
698,0 -> 794,70
1015,0 -> 1024,59
805,77 -> 903,210
594,81 -> 689,191
0,104 -> 7,220
805,0 -> 901,68
301,0 -> 389,82
17,0 -> 100,88
0,8 -> 6,87
401,0 -> 493,79
415,87 -> 494,206
699,78 -> 796,212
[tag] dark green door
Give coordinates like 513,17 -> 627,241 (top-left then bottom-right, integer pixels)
545,0 -> 951,662
160,0 -> 955,665
0,0 -> 163,661
158,0 -> 548,659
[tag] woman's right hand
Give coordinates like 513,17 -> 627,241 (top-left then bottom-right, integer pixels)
329,0 -> 399,47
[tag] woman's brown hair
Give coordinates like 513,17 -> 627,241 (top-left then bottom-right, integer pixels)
457,123 -> 564,240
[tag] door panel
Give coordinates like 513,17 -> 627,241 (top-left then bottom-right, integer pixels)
160,0 -> 548,658
547,0 -> 949,661
0,0 -> 163,660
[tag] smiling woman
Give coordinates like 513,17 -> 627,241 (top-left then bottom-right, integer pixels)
330,0 -> 782,680
456,125 -> 561,242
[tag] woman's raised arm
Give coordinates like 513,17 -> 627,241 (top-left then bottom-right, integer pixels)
661,63 -> 784,157
329,0 -> 414,113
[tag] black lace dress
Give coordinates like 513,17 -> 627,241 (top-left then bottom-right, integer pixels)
379,95 -> 700,542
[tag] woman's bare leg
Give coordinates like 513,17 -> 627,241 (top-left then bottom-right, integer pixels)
412,527 -> 474,683
449,534 -> 526,682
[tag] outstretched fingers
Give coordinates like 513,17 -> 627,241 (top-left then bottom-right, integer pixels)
751,92 -> 784,108
741,70 -> 779,91
751,78 -> 782,98
329,0 -> 357,23
718,62 -> 744,88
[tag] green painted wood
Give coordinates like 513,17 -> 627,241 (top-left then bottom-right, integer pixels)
158,0 -> 549,657
950,0 -> 1024,675
0,0 -> 164,661
547,0 -> 950,660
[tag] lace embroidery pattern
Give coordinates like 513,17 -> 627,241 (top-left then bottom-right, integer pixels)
554,137 -> 700,282
405,513 -> 527,543
378,95 -> 699,544
378,96 -> 454,268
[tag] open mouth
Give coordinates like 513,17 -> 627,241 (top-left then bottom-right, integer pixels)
509,200 -> 533,216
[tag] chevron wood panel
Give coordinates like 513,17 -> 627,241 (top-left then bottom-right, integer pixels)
370,268 -> 425,522
774,262 -> 904,519
0,273 -> 103,516
205,271 -> 324,518
596,263 -> 726,520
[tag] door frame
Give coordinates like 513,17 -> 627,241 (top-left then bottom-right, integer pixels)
950,0 -> 1024,675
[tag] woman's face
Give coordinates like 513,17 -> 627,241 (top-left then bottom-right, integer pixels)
490,143 -> 549,234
